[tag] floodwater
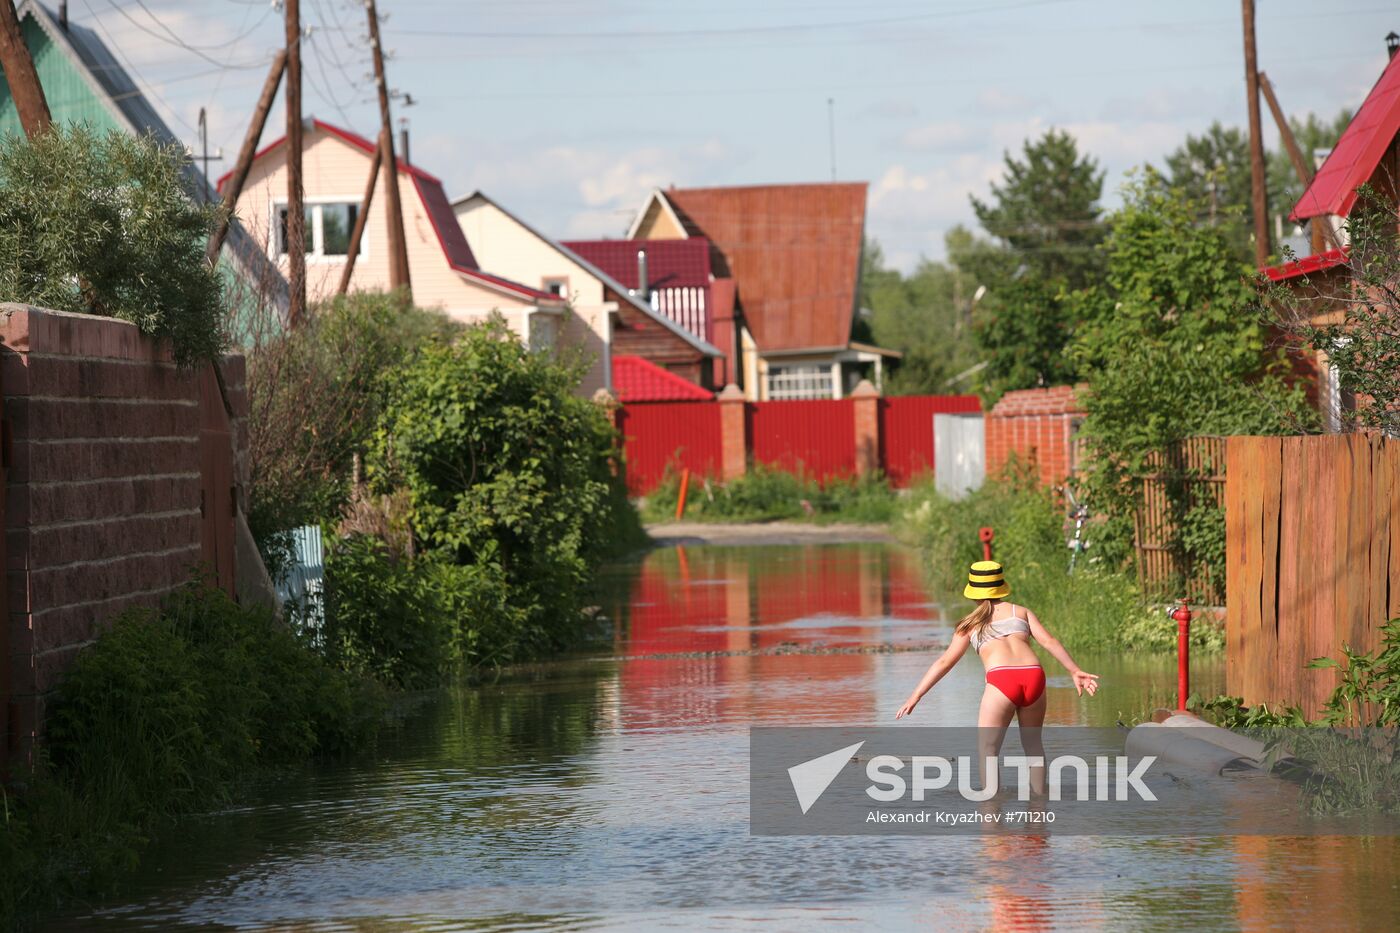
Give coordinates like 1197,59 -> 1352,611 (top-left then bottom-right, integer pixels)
46,543 -> 1400,931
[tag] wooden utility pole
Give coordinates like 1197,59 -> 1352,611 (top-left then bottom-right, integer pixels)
1258,70 -> 1340,253
207,49 -> 287,263
366,0 -> 412,297
285,0 -> 307,325
1242,0 -> 1270,267
1258,72 -> 1310,188
0,0 -> 50,136
337,130 -> 384,295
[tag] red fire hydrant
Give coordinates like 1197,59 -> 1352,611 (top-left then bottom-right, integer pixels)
1170,598 -> 1192,711
979,527 -> 995,561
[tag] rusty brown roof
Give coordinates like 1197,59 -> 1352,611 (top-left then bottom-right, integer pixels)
660,182 -> 867,352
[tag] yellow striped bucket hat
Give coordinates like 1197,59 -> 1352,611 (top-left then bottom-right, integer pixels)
964,560 -> 1010,599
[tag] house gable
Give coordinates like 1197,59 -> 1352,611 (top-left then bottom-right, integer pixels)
647,182 -> 868,354
626,189 -> 689,240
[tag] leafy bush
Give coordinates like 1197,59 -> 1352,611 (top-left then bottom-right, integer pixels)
1194,622 -> 1400,816
0,126 -> 225,367
896,461 -> 1222,652
643,464 -> 899,524
245,290 -> 461,575
1,583 -> 382,925
1068,172 -> 1315,570
348,317 -> 639,673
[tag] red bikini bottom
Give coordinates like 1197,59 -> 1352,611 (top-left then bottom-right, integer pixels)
986,665 -> 1046,708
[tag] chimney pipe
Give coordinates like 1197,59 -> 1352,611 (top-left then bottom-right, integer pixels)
637,249 -> 649,302
398,126 -> 410,166
1389,31 -> 1400,59
59,1 -> 68,29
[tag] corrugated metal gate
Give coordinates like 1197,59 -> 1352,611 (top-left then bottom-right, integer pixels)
879,395 -> 982,487
618,402 -> 723,494
747,399 -> 855,480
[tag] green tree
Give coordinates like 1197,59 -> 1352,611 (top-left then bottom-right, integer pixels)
0,126 -> 224,366
964,130 -> 1105,403
1070,171 -> 1315,571
1162,121 -> 1254,260
971,275 -> 1079,403
970,128 -> 1106,289
861,235 -> 980,394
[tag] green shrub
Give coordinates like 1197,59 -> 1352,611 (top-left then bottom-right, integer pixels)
1,582 -> 382,925
0,126 -> 224,367
345,317 -> 639,672
643,464 -> 898,524
246,290 -> 463,573
896,461 -> 1223,652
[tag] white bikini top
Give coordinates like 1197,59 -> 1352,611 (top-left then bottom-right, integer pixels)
969,605 -> 1031,653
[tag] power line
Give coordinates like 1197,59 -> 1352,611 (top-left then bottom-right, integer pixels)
392,0 -> 1076,40
100,0 -> 269,69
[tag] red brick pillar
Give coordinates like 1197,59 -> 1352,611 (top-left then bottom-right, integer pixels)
851,378 -> 880,476
717,384 -> 747,481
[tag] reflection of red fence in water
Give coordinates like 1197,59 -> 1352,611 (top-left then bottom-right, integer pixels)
748,399 -> 855,480
610,544 -> 940,729
879,395 -> 982,487
617,402 -> 722,494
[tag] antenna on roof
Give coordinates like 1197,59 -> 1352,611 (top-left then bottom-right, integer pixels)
827,97 -> 837,181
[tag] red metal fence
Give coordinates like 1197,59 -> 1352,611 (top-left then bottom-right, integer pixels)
748,399 -> 856,480
617,402 -> 722,494
618,394 -> 984,494
879,395 -> 981,487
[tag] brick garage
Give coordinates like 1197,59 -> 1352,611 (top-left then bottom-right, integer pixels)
984,385 -> 1086,487
2,305 -> 247,764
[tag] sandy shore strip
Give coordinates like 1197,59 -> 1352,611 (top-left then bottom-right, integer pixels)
644,521 -> 897,547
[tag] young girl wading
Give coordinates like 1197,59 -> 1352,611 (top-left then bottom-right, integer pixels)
895,561 -> 1099,790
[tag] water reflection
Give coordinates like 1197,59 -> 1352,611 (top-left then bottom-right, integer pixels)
45,542 -> 1397,932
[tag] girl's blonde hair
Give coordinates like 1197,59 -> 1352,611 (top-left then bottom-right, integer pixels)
955,599 -> 997,642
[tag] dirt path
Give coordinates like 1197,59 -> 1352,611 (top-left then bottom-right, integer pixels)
644,521 -> 896,547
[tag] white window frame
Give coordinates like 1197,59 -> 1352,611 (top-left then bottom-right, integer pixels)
270,195 -> 366,263
766,364 -> 835,401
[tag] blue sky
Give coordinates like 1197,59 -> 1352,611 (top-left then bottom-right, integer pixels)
70,0 -> 1399,270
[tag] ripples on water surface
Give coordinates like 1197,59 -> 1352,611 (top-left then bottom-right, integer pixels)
46,544 -> 1400,931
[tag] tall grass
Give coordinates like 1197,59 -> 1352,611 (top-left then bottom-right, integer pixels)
643,464 -> 899,524
895,460 -> 1224,653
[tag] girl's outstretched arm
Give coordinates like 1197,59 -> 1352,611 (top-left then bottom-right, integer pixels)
1025,607 -> 1099,696
894,632 -> 971,719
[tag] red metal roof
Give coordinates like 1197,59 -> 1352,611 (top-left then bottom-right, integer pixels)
611,355 -> 713,402
1291,52 -> 1400,221
218,119 -> 558,304
657,183 -> 867,352
1261,248 -> 1348,282
563,237 -> 712,290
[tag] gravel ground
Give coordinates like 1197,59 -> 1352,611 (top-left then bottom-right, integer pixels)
643,521 -> 896,547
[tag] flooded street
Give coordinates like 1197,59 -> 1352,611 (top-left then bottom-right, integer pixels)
49,543 -> 1400,931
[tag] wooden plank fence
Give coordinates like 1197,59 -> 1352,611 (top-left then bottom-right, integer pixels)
1225,433 -> 1400,717
1135,436 -> 1227,606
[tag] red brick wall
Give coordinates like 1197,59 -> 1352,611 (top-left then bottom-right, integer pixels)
1,305 -> 247,762
984,385 -> 1086,488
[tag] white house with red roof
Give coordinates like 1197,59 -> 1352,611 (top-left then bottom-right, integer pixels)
220,119 -> 565,351
452,190 -> 723,397
1262,33 -> 1400,428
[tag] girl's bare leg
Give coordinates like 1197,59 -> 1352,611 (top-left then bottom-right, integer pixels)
1015,689 -> 1049,796
976,684 -> 1017,792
